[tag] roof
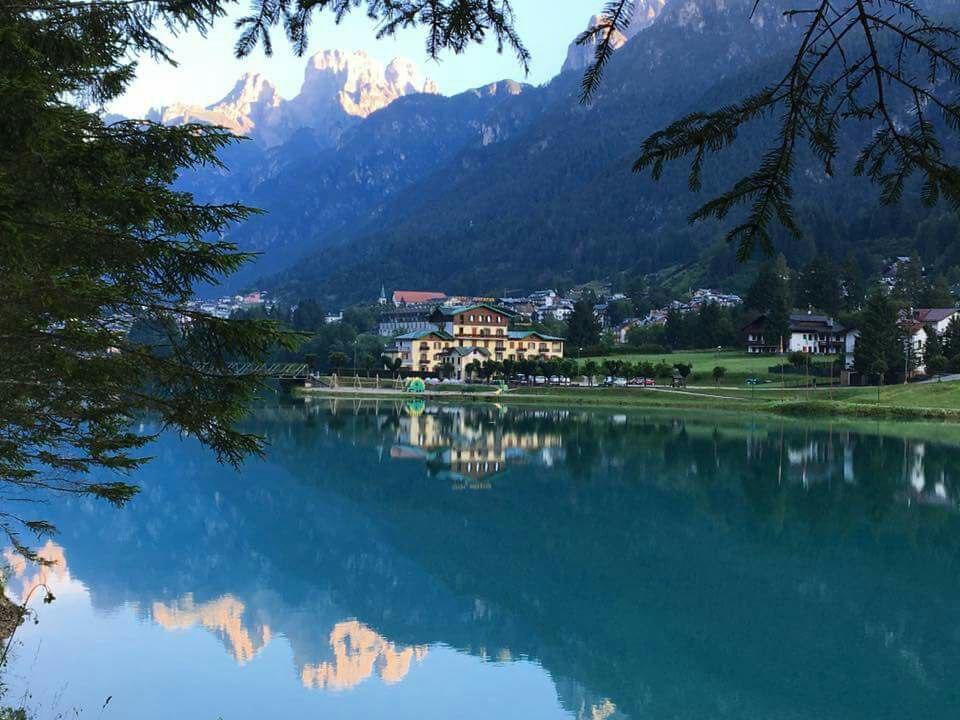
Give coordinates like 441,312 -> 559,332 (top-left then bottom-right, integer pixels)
433,302 -> 517,318
508,330 -> 565,341
395,328 -> 454,341
901,321 -> 927,336
393,290 -> 447,304
916,308 -> 957,323
742,312 -> 847,333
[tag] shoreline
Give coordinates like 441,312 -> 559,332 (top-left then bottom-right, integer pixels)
293,384 -> 960,423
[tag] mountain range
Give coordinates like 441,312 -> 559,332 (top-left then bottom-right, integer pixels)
170,0 -> 960,304
152,49 -> 438,148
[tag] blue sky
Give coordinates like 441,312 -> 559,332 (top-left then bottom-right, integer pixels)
111,1 -> 593,117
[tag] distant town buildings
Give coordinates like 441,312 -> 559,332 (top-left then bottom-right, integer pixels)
182,290 -> 273,320
611,288 -> 743,338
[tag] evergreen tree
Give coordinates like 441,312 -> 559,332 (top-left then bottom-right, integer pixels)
796,254 -> 841,315
566,299 -> 601,348
840,252 -> 866,311
2,2 -> 297,549
854,291 -> 904,383
291,299 -> 326,331
944,315 -> 960,360
696,303 -> 722,348
767,289 -> 793,354
745,260 -> 781,311
892,252 -> 926,306
920,275 -> 955,308
925,327 -> 944,362
663,308 -> 685,349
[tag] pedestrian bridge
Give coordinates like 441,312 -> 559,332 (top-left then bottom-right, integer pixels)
225,362 -> 312,381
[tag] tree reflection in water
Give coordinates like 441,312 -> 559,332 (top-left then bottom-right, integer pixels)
6,399 -> 960,720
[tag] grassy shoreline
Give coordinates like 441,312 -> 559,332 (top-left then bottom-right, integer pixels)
296,382 -> 960,423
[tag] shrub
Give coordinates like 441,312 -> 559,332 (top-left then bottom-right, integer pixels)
632,343 -> 671,355
654,361 -> 673,378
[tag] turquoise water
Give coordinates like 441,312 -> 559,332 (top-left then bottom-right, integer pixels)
4,400 -> 960,719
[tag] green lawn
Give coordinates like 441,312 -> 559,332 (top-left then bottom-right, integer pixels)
507,379 -> 960,421
828,381 -> 960,410
576,349 -> 835,387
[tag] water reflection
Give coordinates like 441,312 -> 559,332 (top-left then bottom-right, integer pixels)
386,402 -> 563,487
5,400 -> 960,719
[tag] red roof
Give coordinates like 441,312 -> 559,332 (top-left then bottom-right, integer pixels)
915,308 -> 957,323
393,290 -> 446,304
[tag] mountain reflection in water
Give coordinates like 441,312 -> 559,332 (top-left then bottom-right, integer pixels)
4,399 -> 960,720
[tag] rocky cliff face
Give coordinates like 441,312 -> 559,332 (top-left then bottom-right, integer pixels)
149,50 -> 438,147
561,0 -> 666,73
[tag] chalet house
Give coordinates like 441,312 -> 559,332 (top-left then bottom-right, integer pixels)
906,308 -> 958,334
743,312 -> 848,355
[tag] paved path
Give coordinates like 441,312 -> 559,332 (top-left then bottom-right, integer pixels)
916,374 -> 960,384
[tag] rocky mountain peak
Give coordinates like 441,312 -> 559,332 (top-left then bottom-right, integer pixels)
148,50 -> 438,147
562,0 -> 666,73
219,72 -> 281,110
294,49 -> 438,120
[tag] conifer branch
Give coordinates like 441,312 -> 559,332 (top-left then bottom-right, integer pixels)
634,0 -> 960,258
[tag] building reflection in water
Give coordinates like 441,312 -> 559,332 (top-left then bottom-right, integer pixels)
750,426 -> 960,510
386,402 -> 564,488
7,402 -> 960,720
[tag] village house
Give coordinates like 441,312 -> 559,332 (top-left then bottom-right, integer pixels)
742,312 -> 849,355
905,307 -> 959,334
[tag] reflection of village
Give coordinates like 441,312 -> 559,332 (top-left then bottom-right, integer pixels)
746,431 -> 959,510
305,398 -> 960,510
3,541 -> 427,692
387,404 -> 565,489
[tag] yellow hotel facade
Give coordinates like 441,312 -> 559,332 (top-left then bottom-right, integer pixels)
384,303 -> 565,376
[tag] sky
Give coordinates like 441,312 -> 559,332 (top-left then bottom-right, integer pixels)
110,1 -> 593,117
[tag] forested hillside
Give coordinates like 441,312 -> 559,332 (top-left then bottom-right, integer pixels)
178,0 -> 960,302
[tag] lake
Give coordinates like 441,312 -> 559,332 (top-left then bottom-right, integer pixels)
3,399 -> 960,719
